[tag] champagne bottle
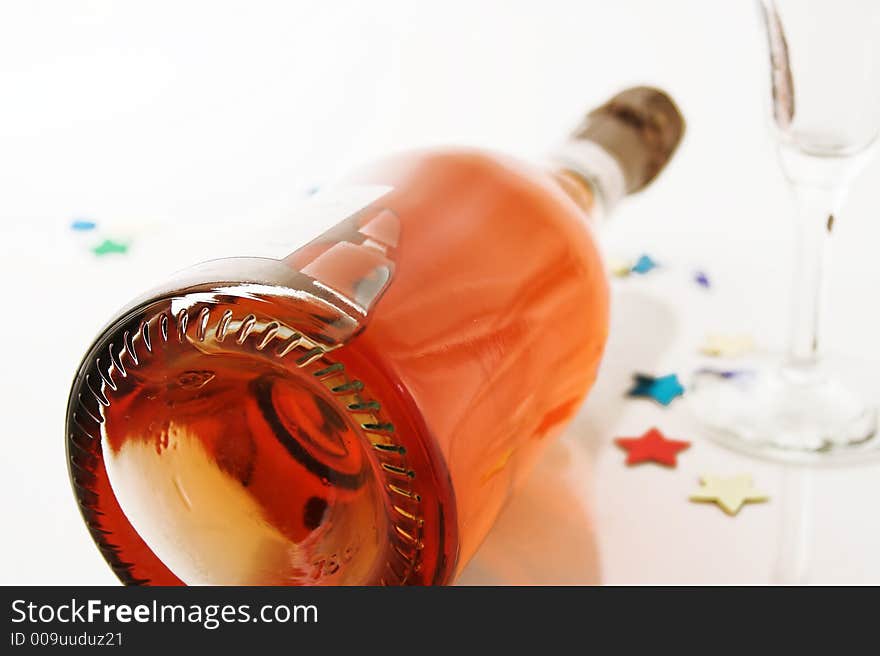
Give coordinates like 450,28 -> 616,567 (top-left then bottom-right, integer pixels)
66,87 -> 684,585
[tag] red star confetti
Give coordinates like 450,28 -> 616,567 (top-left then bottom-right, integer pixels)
615,427 -> 690,467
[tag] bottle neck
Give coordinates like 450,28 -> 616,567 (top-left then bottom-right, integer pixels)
549,87 -> 685,219
550,139 -> 627,220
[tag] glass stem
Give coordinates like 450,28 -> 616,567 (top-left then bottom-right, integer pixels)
785,182 -> 842,376
773,466 -> 813,584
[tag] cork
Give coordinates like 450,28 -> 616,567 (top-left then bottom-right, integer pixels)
571,87 -> 685,194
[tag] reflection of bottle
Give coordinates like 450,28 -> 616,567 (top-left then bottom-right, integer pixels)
66,88 -> 684,586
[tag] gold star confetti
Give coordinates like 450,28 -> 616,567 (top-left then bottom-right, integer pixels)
609,259 -> 634,278
700,333 -> 755,357
689,474 -> 769,516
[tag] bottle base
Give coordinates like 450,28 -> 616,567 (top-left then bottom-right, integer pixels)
67,283 -> 441,585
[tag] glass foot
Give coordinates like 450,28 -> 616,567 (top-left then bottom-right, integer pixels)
687,354 -> 880,464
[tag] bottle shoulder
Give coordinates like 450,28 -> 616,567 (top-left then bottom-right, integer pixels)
349,147 -> 594,223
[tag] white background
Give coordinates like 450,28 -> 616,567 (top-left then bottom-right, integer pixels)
1,0 -> 879,584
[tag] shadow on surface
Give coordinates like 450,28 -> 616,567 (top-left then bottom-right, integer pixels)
457,289 -> 678,584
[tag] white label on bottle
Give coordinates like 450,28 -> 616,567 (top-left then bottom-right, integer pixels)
167,185 -> 394,265
552,140 -> 625,215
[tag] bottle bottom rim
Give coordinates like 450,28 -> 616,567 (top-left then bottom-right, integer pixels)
66,286 -> 438,585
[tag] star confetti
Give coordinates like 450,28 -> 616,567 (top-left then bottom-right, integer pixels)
695,367 -> 754,380
694,270 -> 711,288
700,334 -> 755,358
71,219 -> 97,231
615,427 -> 690,467
92,239 -> 129,256
631,254 -> 658,274
627,373 -> 685,406
689,474 -> 769,516
609,258 -> 634,278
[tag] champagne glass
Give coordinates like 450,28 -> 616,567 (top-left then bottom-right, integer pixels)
689,0 -> 880,463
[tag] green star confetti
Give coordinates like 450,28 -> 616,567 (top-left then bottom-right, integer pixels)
92,239 -> 129,256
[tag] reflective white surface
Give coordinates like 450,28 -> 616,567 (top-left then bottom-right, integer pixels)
2,0 -> 880,584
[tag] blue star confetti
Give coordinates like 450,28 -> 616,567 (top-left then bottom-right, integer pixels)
694,270 -> 711,288
71,219 -> 97,231
631,254 -> 658,275
627,373 -> 685,406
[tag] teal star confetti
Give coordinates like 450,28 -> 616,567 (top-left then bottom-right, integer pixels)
71,219 -> 97,231
631,254 -> 657,274
627,373 -> 685,406
92,239 -> 129,256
